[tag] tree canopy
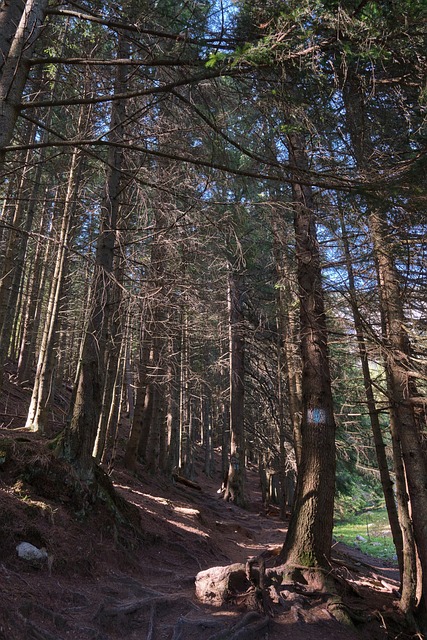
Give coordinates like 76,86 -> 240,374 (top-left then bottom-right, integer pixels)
0,0 -> 426,629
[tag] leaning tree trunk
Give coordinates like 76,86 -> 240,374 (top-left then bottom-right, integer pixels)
0,0 -> 26,70
279,131 -> 336,569
341,201 -> 417,612
0,0 -> 49,171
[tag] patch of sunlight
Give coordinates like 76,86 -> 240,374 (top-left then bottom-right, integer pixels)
334,508 -> 396,562
140,493 -> 169,505
165,519 -> 209,537
234,541 -> 262,551
115,485 -> 170,505
173,506 -> 200,516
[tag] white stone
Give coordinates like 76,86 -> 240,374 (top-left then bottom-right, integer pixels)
16,542 -> 48,563
195,563 -> 247,606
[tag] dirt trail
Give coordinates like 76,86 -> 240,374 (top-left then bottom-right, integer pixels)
0,434 -> 406,640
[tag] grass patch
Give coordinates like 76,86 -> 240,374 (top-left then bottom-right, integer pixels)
334,507 -> 397,563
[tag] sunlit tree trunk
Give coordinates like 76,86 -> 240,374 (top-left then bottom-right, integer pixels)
100,336 -> 126,467
25,147 -> 82,433
166,335 -> 180,473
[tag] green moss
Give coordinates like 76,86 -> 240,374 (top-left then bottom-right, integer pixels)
297,551 -> 317,568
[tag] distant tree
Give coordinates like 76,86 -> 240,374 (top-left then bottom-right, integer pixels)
224,258 -> 247,506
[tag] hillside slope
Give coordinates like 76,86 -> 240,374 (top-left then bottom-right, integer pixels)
0,374 -> 407,640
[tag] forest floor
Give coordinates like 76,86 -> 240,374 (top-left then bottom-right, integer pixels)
0,366 -> 414,640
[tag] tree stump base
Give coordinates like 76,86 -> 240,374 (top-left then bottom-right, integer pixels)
196,560 -> 357,629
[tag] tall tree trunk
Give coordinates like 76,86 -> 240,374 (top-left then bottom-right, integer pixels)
0,0 -> 49,170
100,336 -> 126,467
280,132 -> 336,569
202,385 -> 213,477
271,212 -> 302,470
92,247 -> 124,462
0,0 -> 25,71
166,335 -> 180,473
371,210 -> 427,617
341,67 -> 424,618
178,305 -> 190,473
124,309 -> 150,470
25,147 -> 82,432
338,209 -> 404,576
58,33 -> 128,479
224,265 -> 247,507
0,125 -> 36,375
145,338 -> 165,473
388,407 -> 418,615
17,196 -> 53,384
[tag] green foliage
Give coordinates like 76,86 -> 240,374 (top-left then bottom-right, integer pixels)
205,51 -> 229,68
334,509 -> 397,562
335,454 -> 385,514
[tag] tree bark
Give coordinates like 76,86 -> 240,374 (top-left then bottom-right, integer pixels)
0,0 -> 25,73
124,312 -> 150,470
25,147 -> 82,432
0,0 -> 49,170
341,66 -> 424,617
280,131 -> 336,569
371,210 -> 427,615
58,32 -> 128,478
224,265 -> 247,507
338,208 -> 404,577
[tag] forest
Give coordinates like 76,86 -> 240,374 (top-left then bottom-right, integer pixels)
0,0 -> 426,638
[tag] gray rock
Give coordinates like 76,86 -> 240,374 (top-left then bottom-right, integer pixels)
16,542 -> 48,564
195,563 -> 248,606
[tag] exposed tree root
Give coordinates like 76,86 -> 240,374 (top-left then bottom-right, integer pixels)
19,601 -> 69,631
16,613 -> 63,640
95,592 -> 196,629
196,559 -> 361,629
171,616 -> 224,640
207,611 -> 269,640
147,603 -> 156,640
